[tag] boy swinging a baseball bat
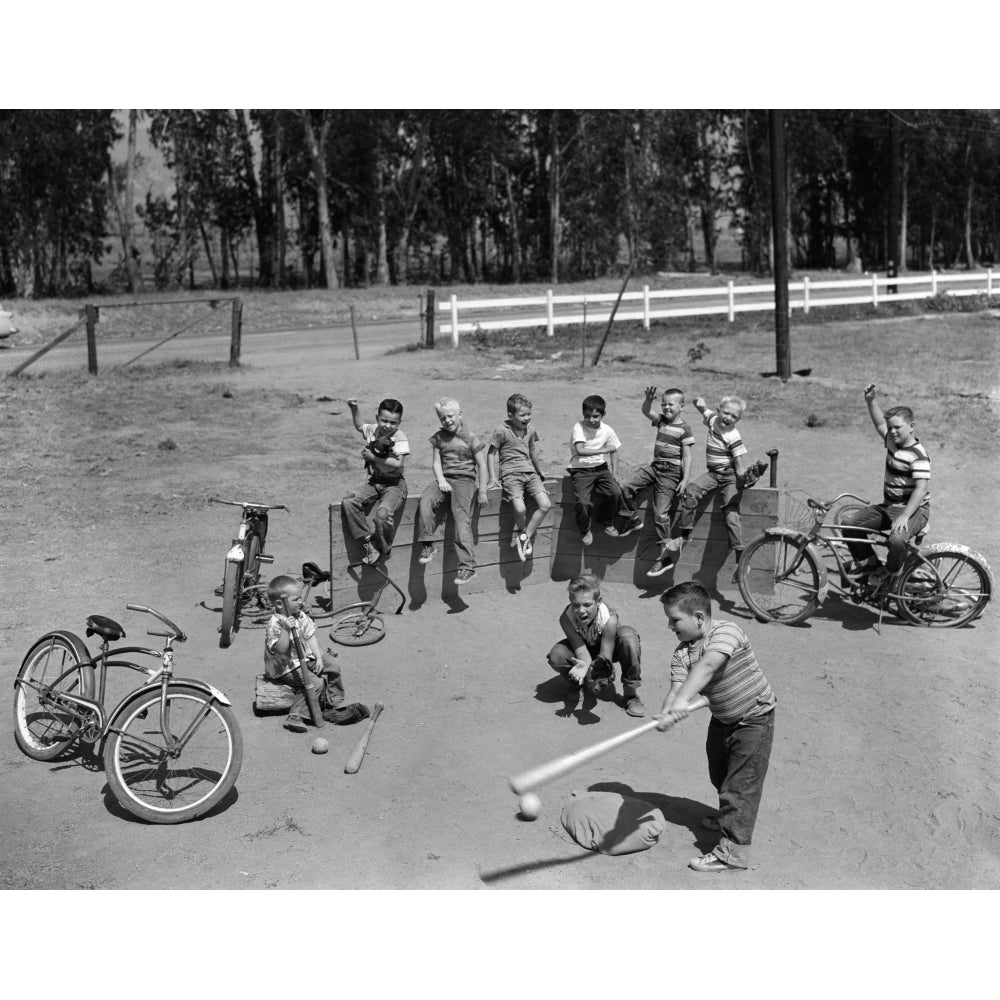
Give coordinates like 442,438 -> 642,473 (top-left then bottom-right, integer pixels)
658,581 -> 776,873
265,575 -> 369,732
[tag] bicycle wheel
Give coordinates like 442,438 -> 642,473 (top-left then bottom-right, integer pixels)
330,609 -> 387,646
13,631 -> 95,761
103,683 -> 243,824
895,544 -> 994,628
219,559 -> 242,648
736,534 -> 822,625
244,533 -> 261,589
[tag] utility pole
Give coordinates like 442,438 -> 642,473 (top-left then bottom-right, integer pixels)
769,110 -> 791,381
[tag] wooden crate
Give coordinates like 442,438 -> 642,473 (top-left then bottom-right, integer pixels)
327,477 -> 779,605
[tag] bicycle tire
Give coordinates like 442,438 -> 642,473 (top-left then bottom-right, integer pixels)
895,544 -> 994,628
103,683 -> 243,824
219,559 -> 242,648
736,533 -> 822,625
244,533 -> 262,589
330,610 -> 387,646
13,631 -> 96,761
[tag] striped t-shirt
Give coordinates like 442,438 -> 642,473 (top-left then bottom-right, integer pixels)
883,433 -> 930,507
670,619 -> 776,724
702,409 -> 747,470
651,417 -> 695,468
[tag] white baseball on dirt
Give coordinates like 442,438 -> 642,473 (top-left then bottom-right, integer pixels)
518,792 -> 542,819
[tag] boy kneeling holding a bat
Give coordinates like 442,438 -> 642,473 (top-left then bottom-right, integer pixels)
265,575 -> 369,732
658,581 -> 776,872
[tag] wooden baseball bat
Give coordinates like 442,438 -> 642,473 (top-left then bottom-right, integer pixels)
281,596 -> 324,728
344,701 -> 384,773
508,699 -> 707,795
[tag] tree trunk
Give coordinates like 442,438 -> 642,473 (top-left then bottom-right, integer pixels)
549,111 -> 560,283
107,110 -> 143,293
236,109 -> 275,287
503,163 -> 521,283
301,111 -> 340,290
199,221 -> 218,287
899,143 -> 909,272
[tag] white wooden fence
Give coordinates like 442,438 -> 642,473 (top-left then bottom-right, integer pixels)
437,269 -> 997,346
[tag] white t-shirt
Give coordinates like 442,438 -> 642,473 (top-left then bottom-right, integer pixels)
568,421 -> 621,469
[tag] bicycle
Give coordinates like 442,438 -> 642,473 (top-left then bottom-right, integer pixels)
734,490 -> 993,630
299,559 -> 406,646
13,604 -> 243,823
209,496 -> 288,648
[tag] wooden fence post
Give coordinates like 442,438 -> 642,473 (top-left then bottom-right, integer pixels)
349,305 -> 360,360
425,289 -> 435,348
85,304 -> 99,375
229,298 -> 243,367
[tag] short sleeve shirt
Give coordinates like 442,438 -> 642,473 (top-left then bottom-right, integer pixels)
882,433 -> 930,508
569,421 -> 621,469
702,409 -> 747,470
362,423 -> 409,484
670,619 -> 776,724
264,611 -> 317,681
651,417 -> 695,467
490,420 -> 538,476
431,426 -> 485,480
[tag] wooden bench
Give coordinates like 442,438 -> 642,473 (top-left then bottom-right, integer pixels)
326,477 -> 779,607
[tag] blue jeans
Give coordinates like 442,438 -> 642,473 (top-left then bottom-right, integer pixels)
706,709 -> 774,869
547,625 -> 642,698
619,462 -> 682,546
569,464 -> 620,535
679,467 -> 743,550
418,478 -> 477,570
840,502 -> 929,573
342,479 -> 407,555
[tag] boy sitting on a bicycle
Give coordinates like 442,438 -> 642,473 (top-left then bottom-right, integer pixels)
840,383 -> 930,584
342,397 -> 410,567
265,576 -> 369,732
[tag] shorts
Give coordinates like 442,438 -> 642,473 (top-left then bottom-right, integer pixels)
501,470 -> 548,503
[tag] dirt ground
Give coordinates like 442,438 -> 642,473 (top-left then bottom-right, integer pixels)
1,320 -> 998,893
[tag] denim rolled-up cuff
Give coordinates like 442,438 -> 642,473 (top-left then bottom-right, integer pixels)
713,837 -> 750,869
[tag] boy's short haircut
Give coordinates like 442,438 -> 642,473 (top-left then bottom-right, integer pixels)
884,405 -> 914,423
582,394 -> 606,415
720,394 -> 747,416
568,571 -> 601,599
378,398 -> 404,417
663,387 -> 685,400
435,396 -> 461,415
661,580 -> 712,616
507,393 -> 532,414
267,575 -> 299,601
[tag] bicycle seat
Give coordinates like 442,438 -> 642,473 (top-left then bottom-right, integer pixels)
302,561 -> 331,585
86,615 -> 125,641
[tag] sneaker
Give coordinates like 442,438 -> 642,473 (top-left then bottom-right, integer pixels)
624,695 -> 646,718
688,851 -> 738,873
847,557 -> 880,576
362,540 -> 381,565
581,531 -> 594,546
523,535 -> 533,557
418,544 -> 436,565
604,524 -> 619,536
662,537 -> 683,554
455,567 -> 477,585
700,815 -> 721,831
647,556 -> 673,578
619,514 -> 643,537
515,533 -> 528,562
284,715 -> 307,733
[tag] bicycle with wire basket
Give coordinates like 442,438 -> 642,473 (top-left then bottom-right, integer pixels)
12,603 -> 243,823
298,559 -> 406,646
734,490 -> 993,629
209,496 -> 288,648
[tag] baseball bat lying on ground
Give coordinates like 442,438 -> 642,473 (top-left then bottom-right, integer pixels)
508,699 -> 708,795
344,702 -> 384,773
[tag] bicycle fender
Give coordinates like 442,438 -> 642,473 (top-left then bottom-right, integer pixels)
108,679 -> 234,724
761,527 -> 830,605
226,543 -> 245,563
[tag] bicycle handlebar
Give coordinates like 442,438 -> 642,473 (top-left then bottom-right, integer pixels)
209,496 -> 290,513
806,491 -> 871,512
126,604 -> 187,642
